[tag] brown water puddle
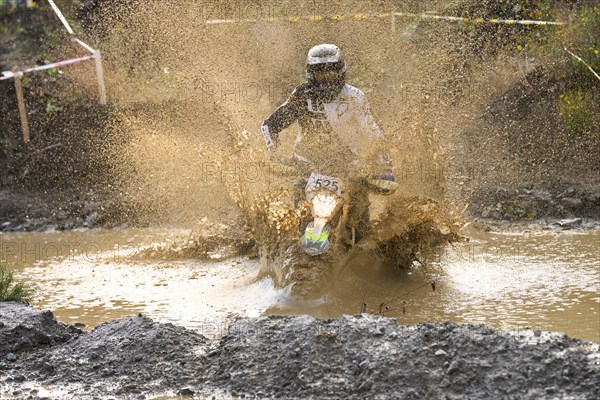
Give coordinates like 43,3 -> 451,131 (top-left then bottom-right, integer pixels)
1,227 -> 289,335
1,226 -> 598,342
268,226 -> 600,342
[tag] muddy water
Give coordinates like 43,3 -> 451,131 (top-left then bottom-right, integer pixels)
2,227 -> 598,342
1,228 -> 289,338
272,226 -> 600,342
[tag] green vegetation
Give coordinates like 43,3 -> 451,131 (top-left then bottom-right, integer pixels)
561,5 -> 600,86
441,1 -> 599,185
521,4 -> 600,137
0,261 -> 34,304
558,89 -> 598,137
46,96 -> 63,113
557,6 -> 600,137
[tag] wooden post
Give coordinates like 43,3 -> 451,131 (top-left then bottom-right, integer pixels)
93,50 -> 107,105
13,72 -> 30,144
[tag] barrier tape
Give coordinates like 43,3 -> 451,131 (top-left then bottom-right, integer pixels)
0,72 -> 15,81
0,3 -> 100,81
0,55 -> 96,81
205,11 -> 566,26
564,47 -> 600,81
2,1 -> 106,143
46,0 -> 74,34
72,38 -> 96,54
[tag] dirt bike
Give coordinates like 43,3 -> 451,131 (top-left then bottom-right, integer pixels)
297,169 -> 399,257
255,157 -> 458,297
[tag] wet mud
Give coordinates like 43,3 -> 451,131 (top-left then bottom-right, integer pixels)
1,303 -> 598,399
468,183 -> 600,227
0,189 -> 127,233
0,305 -> 80,358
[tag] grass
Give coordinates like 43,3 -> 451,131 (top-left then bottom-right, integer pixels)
0,261 -> 33,304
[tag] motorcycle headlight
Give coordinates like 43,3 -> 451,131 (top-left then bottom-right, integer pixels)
312,193 -> 338,219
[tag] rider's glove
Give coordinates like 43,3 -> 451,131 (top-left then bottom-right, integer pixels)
367,168 -> 397,194
261,124 -> 275,150
381,168 -> 395,182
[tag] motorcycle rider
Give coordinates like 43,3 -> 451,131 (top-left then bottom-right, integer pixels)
261,44 -> 393,177
260,43 -> 394,241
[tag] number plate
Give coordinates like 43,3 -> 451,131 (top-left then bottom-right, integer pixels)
305,172 -> 343,197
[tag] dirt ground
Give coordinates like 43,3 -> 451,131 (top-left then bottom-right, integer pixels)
1,302 -> 598,399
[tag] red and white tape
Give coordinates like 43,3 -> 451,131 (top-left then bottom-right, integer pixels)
1,0 -> 99,82
0,54 -> 97,81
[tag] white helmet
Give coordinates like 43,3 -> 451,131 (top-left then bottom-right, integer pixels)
306,44 -> 347,90
307,44 -> 344,65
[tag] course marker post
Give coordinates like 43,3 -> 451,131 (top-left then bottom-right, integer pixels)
13,72 -> 30,143
94,51 -> 107,105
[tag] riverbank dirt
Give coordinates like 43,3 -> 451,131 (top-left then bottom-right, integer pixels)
466,182 -> 600,230
0,189 -> 131,232
1,302 -> 598,399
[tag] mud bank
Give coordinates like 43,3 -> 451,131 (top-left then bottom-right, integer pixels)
0,190 -> 130,233
0,304 -> 80,357
467,183 -> 600,228
1,303 -> 598,399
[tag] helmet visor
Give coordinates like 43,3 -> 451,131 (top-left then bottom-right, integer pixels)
308,62 -> 344,86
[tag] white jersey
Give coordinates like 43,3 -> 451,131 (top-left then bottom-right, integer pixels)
262,82 -> 388,174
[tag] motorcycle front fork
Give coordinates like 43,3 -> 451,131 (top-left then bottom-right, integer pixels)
335,203 -> 355,246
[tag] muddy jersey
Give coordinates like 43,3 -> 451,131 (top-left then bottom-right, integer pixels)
261,82 -> 386,174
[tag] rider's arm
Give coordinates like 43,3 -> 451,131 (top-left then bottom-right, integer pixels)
261,87 -> 301,149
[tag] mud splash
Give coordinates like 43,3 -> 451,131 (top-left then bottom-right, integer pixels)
72,0 -> 458,229
133,217 -> 256,261
357,197 -> 462,267
245,187 -> 462,297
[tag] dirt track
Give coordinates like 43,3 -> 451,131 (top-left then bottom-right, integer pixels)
1,302 -> 598,399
